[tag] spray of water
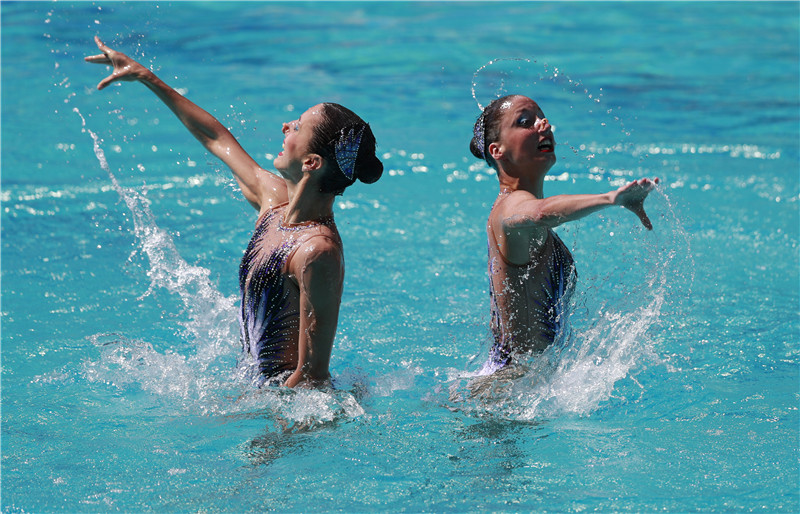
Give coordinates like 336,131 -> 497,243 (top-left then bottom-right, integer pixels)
443,59 -> 694,421
470,57 -> 642,181
441,184 -> 692,421
75,107 -> 365,427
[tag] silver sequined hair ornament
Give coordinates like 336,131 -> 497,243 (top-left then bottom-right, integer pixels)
474,112 -> 486,159
334,124 -> 366,180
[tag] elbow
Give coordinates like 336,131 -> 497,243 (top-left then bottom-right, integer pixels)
529,210 -> 563,229
505,211 -> 558,230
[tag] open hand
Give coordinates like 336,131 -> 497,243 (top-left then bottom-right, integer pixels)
84,36 -> 148,90
613,178 -> 660,230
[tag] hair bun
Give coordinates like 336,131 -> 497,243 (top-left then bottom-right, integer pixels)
357,154 -> 383,184
313,103 -> 384,195
469,136 -> 484,159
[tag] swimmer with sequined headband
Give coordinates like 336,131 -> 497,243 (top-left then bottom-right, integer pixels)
86,37 -> 383,388
470,95 -> 659,375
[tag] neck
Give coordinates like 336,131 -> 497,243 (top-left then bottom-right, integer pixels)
283,174 -> 335,224
497,172 -> 545,198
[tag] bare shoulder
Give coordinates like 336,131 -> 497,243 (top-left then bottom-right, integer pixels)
493,191 -> 549,264
498,190 -> 542,226
292,234 -> 344,303
254,167 -> 290,209
293,231 -> 344,275
498,191 -> 548,237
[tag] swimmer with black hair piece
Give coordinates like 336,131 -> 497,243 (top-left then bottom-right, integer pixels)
470,94 -> 659,376
86,36 -> 383,389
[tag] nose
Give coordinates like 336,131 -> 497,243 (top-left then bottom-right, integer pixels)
536,117 -> 551,132
282,122 -> 290,134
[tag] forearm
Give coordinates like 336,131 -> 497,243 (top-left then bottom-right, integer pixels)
285,332 -> 334,389
138,71 -> 231,148
134,69 -> 272,208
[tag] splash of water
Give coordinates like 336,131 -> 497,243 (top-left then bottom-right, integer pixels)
445,294 -> 664,421
470,57 -> 642,180
75,107 -> 237,368
74,108 -> 365,426
444,185 -> 693,421
471,57 -> 536,111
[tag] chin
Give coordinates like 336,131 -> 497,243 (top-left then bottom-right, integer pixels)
536,151 -> 556,162
540,154 -> 556,173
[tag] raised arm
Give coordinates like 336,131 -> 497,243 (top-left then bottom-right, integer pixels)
283,238 -> 344,389
85,36 -> 287,211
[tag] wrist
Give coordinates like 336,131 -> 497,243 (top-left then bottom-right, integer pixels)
138,67 -> 156,83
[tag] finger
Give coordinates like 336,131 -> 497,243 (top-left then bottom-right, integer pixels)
636,207 -> 653,230
94,35 -> 110,52
636,178 -> 656,192
97,75 -> 116,90
84,54 -> 111,64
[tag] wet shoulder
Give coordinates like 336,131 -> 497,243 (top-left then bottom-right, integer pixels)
287,225 -> 344,272
493,192 -> 550,265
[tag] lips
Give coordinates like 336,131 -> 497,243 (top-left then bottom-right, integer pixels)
538,138 -> 554,153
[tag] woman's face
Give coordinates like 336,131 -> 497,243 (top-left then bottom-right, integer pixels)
491,96 -> 556,171
273,104 -> 324,178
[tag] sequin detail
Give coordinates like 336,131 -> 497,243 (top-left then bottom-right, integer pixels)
239,209 -> 299,378
334,124 -> 365,180
277,215 -> 334,233
474,112 -> 486,159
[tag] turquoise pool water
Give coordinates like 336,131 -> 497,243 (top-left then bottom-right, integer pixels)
2,2 -> 798,512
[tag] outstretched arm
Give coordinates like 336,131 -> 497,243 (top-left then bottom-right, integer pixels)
283,238 -> 343,389
85,36 -> 287,211
495,178 -> 659,265
508,178 -> 660,230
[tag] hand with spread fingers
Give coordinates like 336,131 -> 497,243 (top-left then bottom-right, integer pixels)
84,36 -> 150,90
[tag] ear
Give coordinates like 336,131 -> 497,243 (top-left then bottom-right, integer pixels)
488,142 -> 504,162
302,154 -> 323,173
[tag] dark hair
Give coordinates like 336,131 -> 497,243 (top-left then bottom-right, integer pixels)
309,103 -> 383,196
469,94 -> 519,170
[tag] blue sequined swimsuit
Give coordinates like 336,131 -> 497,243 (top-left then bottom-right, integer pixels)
238,204 -> 337,380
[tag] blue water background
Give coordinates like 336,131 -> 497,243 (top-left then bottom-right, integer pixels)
2,2 -> 798,512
